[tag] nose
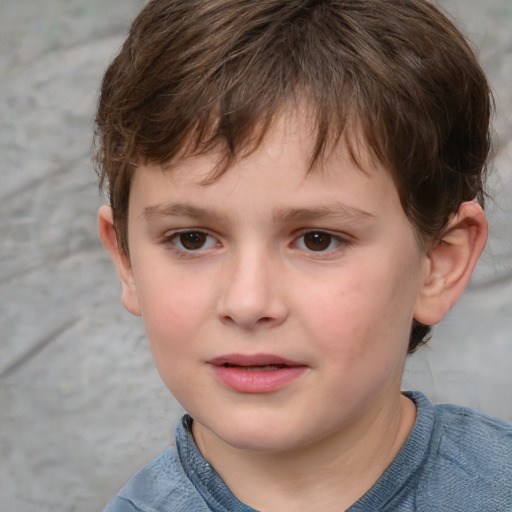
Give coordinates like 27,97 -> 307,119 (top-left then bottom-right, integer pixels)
217,247 -> 288,329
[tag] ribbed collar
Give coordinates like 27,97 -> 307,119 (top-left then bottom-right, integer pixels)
176,415 -> 257,511
347,391 -> 437,511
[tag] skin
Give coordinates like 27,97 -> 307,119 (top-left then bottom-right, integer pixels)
99,111 -> 487,511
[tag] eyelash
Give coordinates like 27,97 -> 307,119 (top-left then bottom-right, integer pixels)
162,229 -> 350,256
164,230 -> 219,255
292,230 -> 349,253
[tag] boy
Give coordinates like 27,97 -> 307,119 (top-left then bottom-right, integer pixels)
96,0 -> 512,510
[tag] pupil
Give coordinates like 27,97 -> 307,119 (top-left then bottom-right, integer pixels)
304,232 -> 331,251
180,232 -> 206,250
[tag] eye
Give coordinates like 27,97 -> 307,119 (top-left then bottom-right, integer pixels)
167,230 -> 218,251
295,231 -> 344,252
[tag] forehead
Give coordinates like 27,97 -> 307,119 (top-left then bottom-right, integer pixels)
155,106 -> 380,186
129,109 -> 405,228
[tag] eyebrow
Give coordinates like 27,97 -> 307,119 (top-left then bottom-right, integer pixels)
272,203 -> 376,224
142,203 -> 227,223
142,201 -> 375,224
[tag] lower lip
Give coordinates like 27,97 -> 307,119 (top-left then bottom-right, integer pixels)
210,365 -> 308,393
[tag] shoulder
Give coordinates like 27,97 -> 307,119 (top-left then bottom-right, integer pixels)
433,401 -> 512,470
102,447 -> 211,512
418,397 -> 512,511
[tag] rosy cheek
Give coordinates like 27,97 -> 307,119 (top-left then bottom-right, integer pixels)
306,283 -> 385,356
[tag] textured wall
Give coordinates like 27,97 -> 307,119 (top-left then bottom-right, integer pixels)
0,1 -> 510,511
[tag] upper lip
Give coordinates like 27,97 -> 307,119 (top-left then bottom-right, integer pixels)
207,353 -> 306,367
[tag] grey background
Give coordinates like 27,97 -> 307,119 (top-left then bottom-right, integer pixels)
0,1 -> 510,511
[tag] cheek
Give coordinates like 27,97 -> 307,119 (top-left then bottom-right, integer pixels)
137,278 -> 212,400
301,262 -> 415,363
134,268 -> 214,353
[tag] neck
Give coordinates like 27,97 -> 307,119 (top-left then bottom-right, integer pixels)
193,393 -> 416,512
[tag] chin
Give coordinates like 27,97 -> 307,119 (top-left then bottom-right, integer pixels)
203,414 -> 318,454
222,432 -> 299,453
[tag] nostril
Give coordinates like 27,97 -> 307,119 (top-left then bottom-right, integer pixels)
220,314 -> 276,328
217,276 -> 288,328
221,315 -> 272,324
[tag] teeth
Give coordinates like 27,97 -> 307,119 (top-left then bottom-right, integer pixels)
245,365 -> 281,371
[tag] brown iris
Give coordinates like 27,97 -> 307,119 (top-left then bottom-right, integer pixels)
303,232 -> 332,251
179,232 -> 207,250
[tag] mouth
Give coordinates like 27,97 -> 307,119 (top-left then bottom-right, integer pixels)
208,353 -> 305,369
220,363 -> 291,371
207,354 -> 308,393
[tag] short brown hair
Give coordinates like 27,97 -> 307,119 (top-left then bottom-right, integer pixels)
94,0 -> 493,352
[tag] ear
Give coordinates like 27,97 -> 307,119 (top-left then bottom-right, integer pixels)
414,201 -> 488,326
98,205 -> 142,316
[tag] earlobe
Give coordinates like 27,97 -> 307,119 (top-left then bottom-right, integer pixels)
414,201 -> 488,326
98,205 -> 142,316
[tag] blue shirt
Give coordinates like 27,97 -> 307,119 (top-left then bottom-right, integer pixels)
103,391 -> 512,511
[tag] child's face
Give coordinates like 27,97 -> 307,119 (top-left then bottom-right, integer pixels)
118,112 -> 429,453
